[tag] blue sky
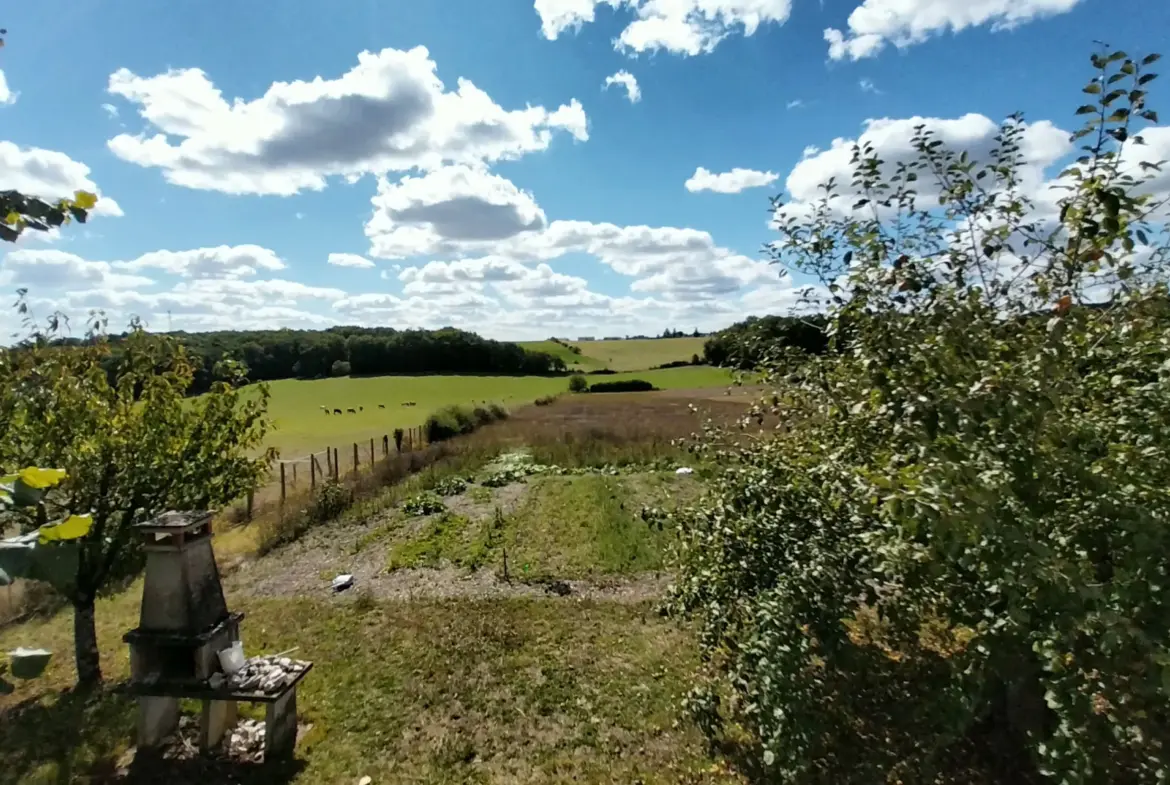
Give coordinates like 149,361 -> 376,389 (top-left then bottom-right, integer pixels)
0,0 -> 1166,340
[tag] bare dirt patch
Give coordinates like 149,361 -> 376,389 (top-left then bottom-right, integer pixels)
225,480 -> 670,604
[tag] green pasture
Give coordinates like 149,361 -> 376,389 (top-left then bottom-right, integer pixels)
250,365 -> 731,458
519,336 -> 707,372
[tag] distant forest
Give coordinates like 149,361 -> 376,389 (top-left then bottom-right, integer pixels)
703,314 -> 830,369
75,326 -> 567,395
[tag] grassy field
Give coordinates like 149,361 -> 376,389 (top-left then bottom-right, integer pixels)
519,337 -> 708,373
0,393 -> 754,785
515,340 -> 607,372
252,365 -> 732,459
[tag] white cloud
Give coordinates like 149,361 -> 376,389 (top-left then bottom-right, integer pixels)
781,114 -> 1071,213
824,0 -> 1083,61
100,103 -> 118,118
106,46 -> 588,195
685,166 -> 779,194
366,165 -> 547,259
786,99 -> 804,110
535,0 -> 793,56
113,244 -> 287,278
603,70 -> 641,103
0,71 -> 16,105
0,249 -> 153,291
859,78 -> 879,94
0,141 -> 123,217
328,253 -> 376,269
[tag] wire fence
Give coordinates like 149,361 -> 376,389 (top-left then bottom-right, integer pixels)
241,424 -> 429,519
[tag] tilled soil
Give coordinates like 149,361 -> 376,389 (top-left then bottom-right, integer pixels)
224,481 -> 671,605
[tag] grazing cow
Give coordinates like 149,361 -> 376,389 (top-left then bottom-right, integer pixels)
323,409 -> 331,415
347,408 -> 356,414
359,406 -> 364,412
333,408 -> 342,414
378,404 -> 385,409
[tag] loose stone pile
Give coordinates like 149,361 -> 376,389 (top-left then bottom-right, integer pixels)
222,655 -> 311,695
227,719 -> 267,761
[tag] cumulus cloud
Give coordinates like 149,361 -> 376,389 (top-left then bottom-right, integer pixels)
685,166 -> 779,194
0,142 -> 123,216
824,0 -> 1083,61
327,253 -> 375,268
0,249 -> 153,291
366,165 -> 547,259
781,114 -> 1072,214
105,46 -> 588,195
603,70 -> 641,103
114,245 -> 286,278
535,0 -> 793,56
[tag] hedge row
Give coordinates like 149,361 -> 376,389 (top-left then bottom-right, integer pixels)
424,402 -> 508,442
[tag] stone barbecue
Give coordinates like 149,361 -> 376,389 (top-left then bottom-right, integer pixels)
123,510 -> 312,759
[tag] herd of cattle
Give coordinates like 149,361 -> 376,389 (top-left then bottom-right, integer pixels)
319,402 -> 417,415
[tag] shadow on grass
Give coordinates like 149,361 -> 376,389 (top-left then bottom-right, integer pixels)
0,685 -> 304,785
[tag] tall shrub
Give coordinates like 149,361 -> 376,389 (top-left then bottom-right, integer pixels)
669,49 -> 1170,783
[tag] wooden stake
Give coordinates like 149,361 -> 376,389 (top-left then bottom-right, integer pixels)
280,463 -> 286,504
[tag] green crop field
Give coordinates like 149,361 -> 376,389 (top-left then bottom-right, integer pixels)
520,336 -> 708,372
251,365 -> 732,459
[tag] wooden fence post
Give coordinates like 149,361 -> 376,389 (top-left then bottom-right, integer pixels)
310,455 -> 317,489
370,437 -> 375,464
292,463 -> 297,487
353,443 -> 359,475
333,448 -> 339,481
326,448 -> 332,476
383,435 -> 389,456
280,463 -> 286,504
246,489 -> 254,521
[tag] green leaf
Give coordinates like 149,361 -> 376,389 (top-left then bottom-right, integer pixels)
1141,53 -> 1161,65
1083,82 -> 1102,95
1139,73 -> 1158,85
1075,105 -> 1097,115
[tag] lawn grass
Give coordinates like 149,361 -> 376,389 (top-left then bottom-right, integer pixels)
247,365 -> 731,459
0,596 -> 743,785
504,473 -> 690,580
385,472 -> 697,580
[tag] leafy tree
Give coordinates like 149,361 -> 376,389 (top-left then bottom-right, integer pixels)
670,49 -> 1170,782
0,296 -> 274,685
568,373 -> 588,393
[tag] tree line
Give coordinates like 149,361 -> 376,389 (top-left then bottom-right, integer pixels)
702,313 -> 830,369
50,325 -> 567,394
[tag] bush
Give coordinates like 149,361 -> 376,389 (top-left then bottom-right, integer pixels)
424,403 -> 508,443
588,379 -> 656,393
308,479 -> 353,523
587,368 -> 617,376
653,359 -> 692,370
403,491 -> 446,516
568,374 -> 588,393
330,359 -> 351,377
534,395 -> 558,406
669,49 -> 1170,783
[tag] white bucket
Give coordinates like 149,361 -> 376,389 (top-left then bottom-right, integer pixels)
217,641 -> 246,675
